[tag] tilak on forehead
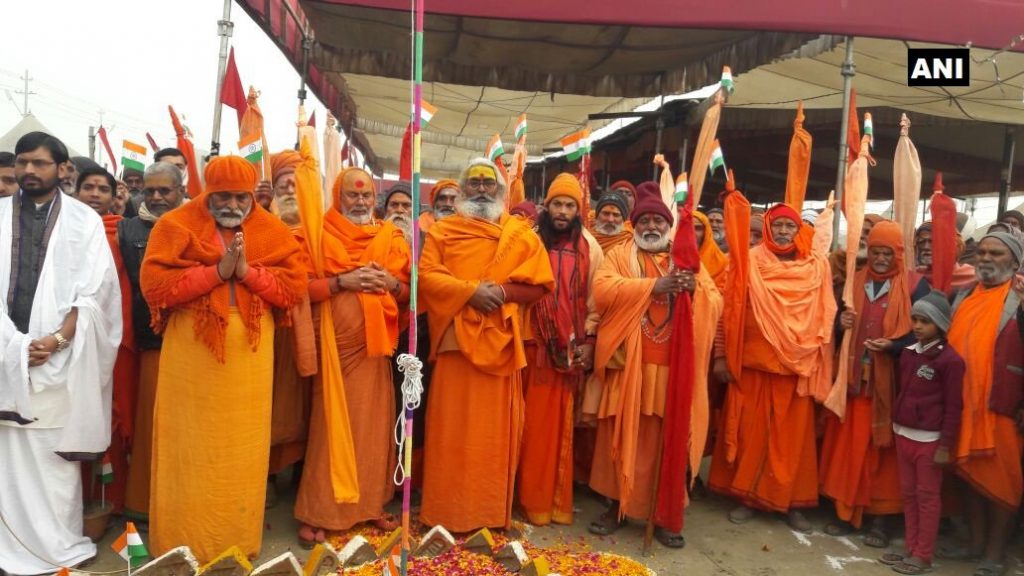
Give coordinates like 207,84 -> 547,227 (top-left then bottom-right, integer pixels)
467,165 -> 497,180
341,168 -> 375,193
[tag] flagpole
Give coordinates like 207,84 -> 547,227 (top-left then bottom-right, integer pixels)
210,0 -> 234,157
834,36 -> 855,248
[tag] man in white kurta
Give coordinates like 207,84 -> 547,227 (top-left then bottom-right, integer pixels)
0,131 -> 121,574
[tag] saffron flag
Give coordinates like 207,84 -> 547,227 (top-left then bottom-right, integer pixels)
560,128 -> 591,162
220,47 -> 247,127
145,132 -> 159,152
420,99 -> 437,127
111,522 -> 148,567
708,140 -> 726,176
121,140 -> 147,172
97,126 -> 117,175
168,106 -> 203,199
486,134 -> 504,162
514,113 -> 528,140
720,66 -> 735,94
99,453 -> 114,485
238,132 -> 264,164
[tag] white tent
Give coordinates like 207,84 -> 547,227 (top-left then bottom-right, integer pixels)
0,114 -> 82,157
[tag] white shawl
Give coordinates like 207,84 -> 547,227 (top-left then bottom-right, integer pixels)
0,194 -> 121,453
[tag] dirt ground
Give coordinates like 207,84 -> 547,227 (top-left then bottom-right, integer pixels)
79,473 -> 1020,576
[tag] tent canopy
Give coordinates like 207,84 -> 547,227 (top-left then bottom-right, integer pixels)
0,114 -> 82,157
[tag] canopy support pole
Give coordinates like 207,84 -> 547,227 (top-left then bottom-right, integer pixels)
998,125 -> 1016,216
210,0 -> 233,157
833,36 -> 855,246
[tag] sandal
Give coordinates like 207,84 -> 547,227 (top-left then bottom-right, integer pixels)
973,560 -> 1007,576
879,552 -> 906,566
864,528 -> 890,548
654,527 -> 686,549
588,508 -> 626,536
824,521 -> 854,537
728,505 -> 755,525
936,544 -> 982,561
786,510 -> 813,534
892,557 -> 933,575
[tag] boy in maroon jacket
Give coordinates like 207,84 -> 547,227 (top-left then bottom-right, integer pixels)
882,290 -> 965,575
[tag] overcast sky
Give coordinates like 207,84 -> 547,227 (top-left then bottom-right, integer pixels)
0,0 -> 326,162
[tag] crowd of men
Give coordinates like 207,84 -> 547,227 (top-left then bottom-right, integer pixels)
0,129 -> 1023,576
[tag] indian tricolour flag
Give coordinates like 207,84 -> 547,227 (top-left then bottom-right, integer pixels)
486,134 -> 504,162
99,453 -> 114,485
560,128 -> 591,162
863,112 -> 874,149
720,66 -> 734,94
111,522 -> 148,567
674,173 -> 689,204
238,133 -> 264,164
121,140 -> 147,172
419,99 -> 437,127
708,139 -> 726,176
514,114 -> 528,140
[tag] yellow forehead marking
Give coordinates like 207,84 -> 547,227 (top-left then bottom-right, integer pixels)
468,165 -> 496,180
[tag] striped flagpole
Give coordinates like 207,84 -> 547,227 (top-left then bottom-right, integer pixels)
401,0 -> 425,572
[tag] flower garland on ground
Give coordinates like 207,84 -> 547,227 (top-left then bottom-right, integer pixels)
329,520 -> 655,576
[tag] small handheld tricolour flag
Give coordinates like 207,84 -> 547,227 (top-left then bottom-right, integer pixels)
99,453 -> 114,485
486,134 -> 505,162
514,114 -> 528,140
560,128 -> 591,162
720,66 -> 734,95
419,99 -> 437,127
121,140 -> 147,172
238,133 -> 264,164
708,139 -> 726,176
863,112 -> 874,150
112,522 -> 149,568
674,173 -> 689,204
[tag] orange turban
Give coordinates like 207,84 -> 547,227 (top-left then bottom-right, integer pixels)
865,220 -> 904,280
764,202 -> 813,258
544,173 -> 583,207
430,179 -> 460,206
331,167 -> 375,207
269,150 -> 301,184
204,155 -> 257,195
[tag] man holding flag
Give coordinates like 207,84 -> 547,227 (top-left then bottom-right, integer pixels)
585,182 -> 721,547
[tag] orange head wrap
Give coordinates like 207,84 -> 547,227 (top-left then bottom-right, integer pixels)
204,155 -> 258,195
865,220 -> 904,280
544,172 -> 583,207
331,167 -> 375,208
430,178 -> 460,206
269,150 -> 301,185
764,202 -> 813,258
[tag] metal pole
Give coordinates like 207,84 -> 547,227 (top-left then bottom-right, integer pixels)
834,36 -> 856,245
998,125 -> 1016,215
210,0 -> 234,157
653,117 -> 665,181
88,126 -> 96,161
603,152 -> 610,192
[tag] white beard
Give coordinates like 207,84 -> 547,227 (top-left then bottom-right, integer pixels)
210,202 -> 251,228
457,194 -> 504,222
387,214 -> 414,245
343,209 -> 372,225
596,221 -> 623,235
434,206 -> 457,220
277,198 -> 300,226
634,229 -> 670,252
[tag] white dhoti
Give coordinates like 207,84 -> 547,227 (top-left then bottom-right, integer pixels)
0,426 -> 95,574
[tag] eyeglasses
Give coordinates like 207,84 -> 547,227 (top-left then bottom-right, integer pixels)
14,158 -> 56,169
467,178 -> 497,190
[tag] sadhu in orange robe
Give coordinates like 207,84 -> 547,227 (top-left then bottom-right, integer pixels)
709,201 -> 837,513
295,207 -> 411,531
586,240 -> 722,520
419,213 -> 554,532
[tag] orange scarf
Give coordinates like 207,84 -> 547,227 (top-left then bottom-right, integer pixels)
141,195 -> 306,362
949,281 -> 1011,462
591,228 -> 634,253
848,221 -> 912,447
694,210 -> 728,290
322,212 -> 411,357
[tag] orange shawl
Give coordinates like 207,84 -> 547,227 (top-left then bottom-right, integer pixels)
420,213 -> 554,376
694,210 -> 728,291
949,282 -> 1011,462
322,212 -> 411,357
591,228 -> 634,253
141,195 -> 306,362
847,221 -> 912,447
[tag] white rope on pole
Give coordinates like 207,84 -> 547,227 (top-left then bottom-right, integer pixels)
392,353 -> 424,486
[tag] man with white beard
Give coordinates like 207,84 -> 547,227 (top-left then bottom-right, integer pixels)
590,190 -> 633,253
383,182 -> 415,247
945,232 -> 1024,576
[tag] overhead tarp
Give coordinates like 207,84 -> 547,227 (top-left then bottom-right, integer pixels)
727,37 -> 1024,125
0,114 -> 82,157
